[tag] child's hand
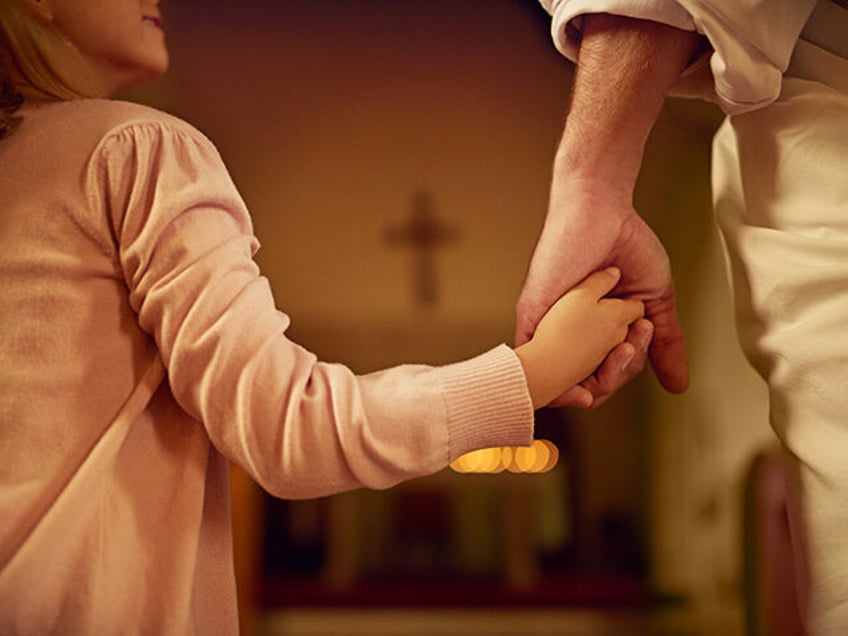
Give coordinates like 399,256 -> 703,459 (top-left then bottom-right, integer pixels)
515,267 -> 645,409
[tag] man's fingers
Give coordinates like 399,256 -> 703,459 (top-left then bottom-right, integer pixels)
627,318 -> 655,354
650,334 -> 689,393
590,321 -> 651,402
548,385 -> 594,408
644,299 -> 689,393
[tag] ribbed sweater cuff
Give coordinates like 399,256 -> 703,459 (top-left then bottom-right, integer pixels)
436,344 -> 534,462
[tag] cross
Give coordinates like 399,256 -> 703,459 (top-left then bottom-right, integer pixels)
384,190 -> 461,307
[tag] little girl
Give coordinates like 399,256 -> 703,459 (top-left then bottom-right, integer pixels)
0,1 -> 645,633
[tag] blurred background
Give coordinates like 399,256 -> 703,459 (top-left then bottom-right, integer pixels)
128,1 -> 780,634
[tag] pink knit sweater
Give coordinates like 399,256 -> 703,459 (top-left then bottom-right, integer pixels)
0,99 -> 534,634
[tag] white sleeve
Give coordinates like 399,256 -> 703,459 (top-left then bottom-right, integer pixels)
540,0 -> 695,62
539,0 -> 818,114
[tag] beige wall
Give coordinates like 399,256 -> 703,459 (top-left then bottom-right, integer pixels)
134,1 -> 564,334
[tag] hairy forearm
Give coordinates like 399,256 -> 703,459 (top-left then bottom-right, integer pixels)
556,14 -> 704,198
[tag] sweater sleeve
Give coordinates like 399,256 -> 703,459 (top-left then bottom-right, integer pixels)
540,0 -> 817,114
90,119 -> 533,499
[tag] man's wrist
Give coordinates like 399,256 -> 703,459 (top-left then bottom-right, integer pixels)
552,141 -> 640,201
552,13 -> 703,197
549,148 -> 638,208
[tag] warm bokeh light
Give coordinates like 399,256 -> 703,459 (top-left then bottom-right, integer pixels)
450,439 -> 559,474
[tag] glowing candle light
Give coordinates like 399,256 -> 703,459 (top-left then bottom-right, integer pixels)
450,440 -> 558,474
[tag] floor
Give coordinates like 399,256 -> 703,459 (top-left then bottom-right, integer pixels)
258,603 -> 744,636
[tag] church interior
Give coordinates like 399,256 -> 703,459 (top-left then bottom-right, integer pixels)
127,1 -> 790,634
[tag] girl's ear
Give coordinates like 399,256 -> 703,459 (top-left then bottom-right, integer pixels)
19,0 -> 54,23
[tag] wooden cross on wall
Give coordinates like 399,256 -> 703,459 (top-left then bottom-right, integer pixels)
384,190 -> 461,307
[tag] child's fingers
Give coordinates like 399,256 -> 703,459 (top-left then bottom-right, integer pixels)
575,266 -> 621,299
619,297 -> 646,323
600,298 -> 645,334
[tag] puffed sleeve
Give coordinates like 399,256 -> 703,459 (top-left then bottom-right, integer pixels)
90,118 -> 533,499
540,0 -> 817,114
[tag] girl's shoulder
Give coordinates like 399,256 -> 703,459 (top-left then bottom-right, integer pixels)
75,98 -> 210,144
22,98 -> 214,154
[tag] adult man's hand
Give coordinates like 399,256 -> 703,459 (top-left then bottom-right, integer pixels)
515,178 -> 688,406
515,13 -> 702,406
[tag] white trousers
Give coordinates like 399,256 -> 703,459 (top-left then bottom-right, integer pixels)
713,23 -> 848,635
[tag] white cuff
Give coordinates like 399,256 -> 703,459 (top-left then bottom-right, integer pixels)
545,0 -> 696,62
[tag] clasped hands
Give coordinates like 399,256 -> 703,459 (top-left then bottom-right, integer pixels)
513,183 -> 690,410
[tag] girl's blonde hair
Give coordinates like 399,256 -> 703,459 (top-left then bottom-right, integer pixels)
0,0 -> 102,137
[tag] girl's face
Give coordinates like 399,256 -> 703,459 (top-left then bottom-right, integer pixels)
37,0 -> 168,95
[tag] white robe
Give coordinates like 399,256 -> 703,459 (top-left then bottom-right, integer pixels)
540,1 -> 848,632
713,10 -> 848,631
